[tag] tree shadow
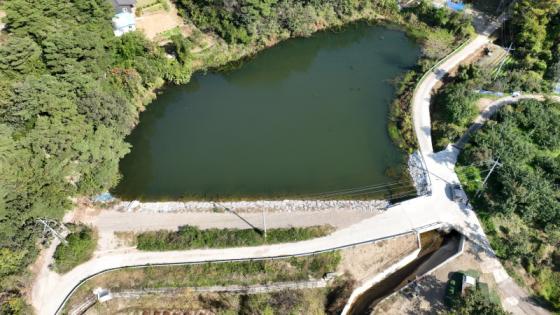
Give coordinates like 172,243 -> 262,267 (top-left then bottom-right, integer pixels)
401,274 -> 448,315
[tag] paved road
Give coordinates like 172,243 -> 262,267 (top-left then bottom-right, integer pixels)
82,209 -> 378,253
31,13 -> 551,315
456,94 -> 560,148
413,15 -> 506,155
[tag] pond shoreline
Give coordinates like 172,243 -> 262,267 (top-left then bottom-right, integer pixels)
115,22 -> 420,200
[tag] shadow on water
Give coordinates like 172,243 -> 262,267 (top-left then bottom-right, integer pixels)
347,230 -> 462,315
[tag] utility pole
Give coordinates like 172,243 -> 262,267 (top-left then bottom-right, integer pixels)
493,43 -> 514,80
37,218 -> 68,245
476,158 -> 502,197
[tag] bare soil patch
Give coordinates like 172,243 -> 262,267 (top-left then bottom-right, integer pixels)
338,233 -> 419,285
135,2 -> 187,40
374,240 -> 498,315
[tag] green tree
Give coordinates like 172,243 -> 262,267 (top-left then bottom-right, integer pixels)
448,290 -> 509,315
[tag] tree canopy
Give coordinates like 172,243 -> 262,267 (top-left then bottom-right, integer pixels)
458,99 -> 560,310
0,0 -> 186,311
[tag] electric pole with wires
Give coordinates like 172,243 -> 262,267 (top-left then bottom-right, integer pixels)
37,218 -> 68,245
476,158 -> 502,197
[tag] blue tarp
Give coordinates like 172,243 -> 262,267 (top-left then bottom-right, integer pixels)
93,192 -> 114,203
475,90 -> 505,97
446,0 -> 465,11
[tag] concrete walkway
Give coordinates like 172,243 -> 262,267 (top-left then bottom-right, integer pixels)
413,14 -> 506,155
83,209 -> 378,253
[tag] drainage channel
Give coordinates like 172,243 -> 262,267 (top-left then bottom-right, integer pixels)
347,230 -> 461,315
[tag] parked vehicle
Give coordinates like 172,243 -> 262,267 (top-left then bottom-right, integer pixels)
450,184 -> 468,204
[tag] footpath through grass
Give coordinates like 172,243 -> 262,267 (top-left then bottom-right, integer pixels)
136,225 -> 334,251
52,225 -> 97,273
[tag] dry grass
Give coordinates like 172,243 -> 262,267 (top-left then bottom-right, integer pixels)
64,252 -> 340,312
338,233 -> 418,284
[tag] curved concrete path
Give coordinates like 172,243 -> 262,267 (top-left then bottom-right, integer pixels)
31,14 -> 550,315
456,94 -> 560,148
412,15 -> 506,155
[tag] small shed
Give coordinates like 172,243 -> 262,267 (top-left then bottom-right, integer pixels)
93,287 -> 113,303
461,274 -> 476,296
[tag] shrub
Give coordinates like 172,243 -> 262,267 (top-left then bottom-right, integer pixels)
136,225 -> 334,251
52,225 -> 97,273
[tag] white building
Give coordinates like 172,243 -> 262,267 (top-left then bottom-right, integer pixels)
111,0 -> 136,37
112,11 -> 136,36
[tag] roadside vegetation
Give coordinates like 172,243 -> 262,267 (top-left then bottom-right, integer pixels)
52,225 -> 97,274
431,65 -> 481,150
447,290 -> 508,315
433,2 -> 560,310
457,98 -> 560,311
64,252 -> 342,310
444,270 -> 505,314
136,225 -> 334,250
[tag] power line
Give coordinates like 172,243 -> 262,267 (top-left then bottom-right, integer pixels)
300,180 -> 412,199
315,183 -> 414,199
322,186 -> 418,200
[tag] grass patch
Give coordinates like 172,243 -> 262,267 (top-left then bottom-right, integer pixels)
136,225 -> 335,251
63,251 -> 342,311
78,285 -> 353,315
52,225 -> 97,273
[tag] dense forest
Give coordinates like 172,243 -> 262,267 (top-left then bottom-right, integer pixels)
457,98 -> 560,310
0,1 -> 184,312
495,0 -> 560,92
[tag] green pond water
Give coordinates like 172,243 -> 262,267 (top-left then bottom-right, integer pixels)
114,23 -> 421,200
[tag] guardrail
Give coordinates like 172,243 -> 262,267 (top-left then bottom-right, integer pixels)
55,221 -> 443,315
411,36 -> 474,103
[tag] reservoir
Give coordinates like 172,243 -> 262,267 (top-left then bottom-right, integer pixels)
114,23 -> 421,200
